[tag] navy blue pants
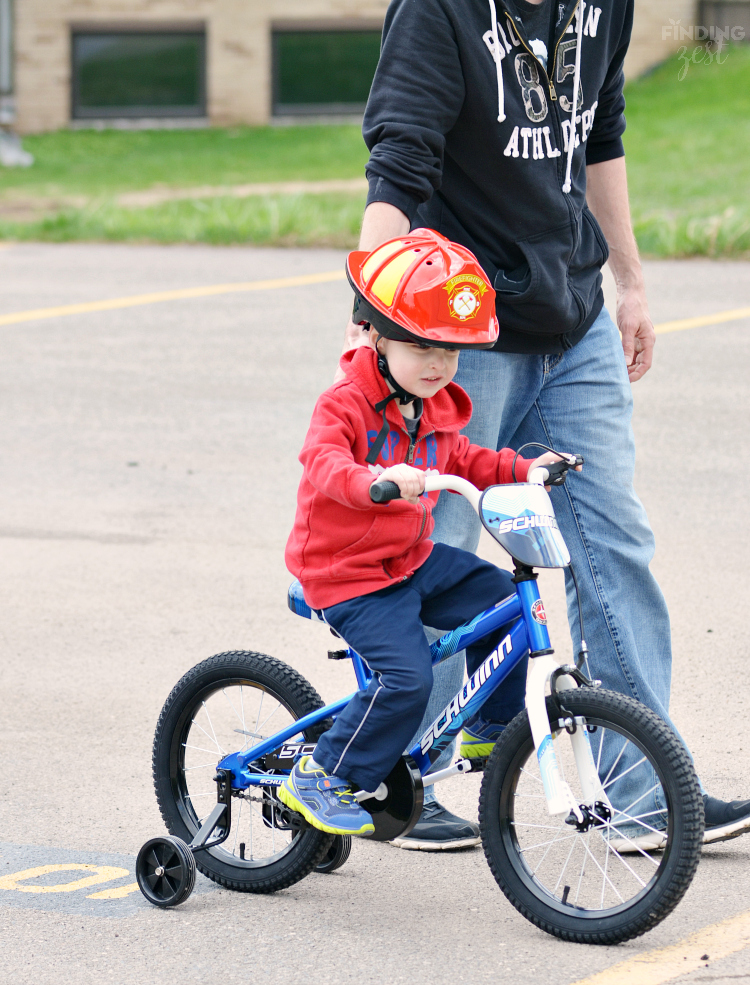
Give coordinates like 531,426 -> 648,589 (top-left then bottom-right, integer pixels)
315,544 -> 525,791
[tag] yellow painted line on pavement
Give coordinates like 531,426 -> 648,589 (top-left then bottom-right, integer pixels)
0,268 -> 346,327
655,305 -> 750,334
0,863 -> 130,894
570,909 -> 750,985
87,881 -> 140,900
0,271 -> 747,335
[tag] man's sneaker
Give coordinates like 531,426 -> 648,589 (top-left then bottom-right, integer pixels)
607,794 -> 750,852
459,715 -> 507,760
703,794 -> 750,844
389,801 -> 480,850
278,757 -> 375,837
607,827 -> 668,854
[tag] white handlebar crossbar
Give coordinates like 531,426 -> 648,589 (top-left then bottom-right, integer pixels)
423,469 -> 548,514
422,474 -> 482,513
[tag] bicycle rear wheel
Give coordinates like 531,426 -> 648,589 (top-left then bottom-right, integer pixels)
479,687 -> 703,944
153,650 -> 334,894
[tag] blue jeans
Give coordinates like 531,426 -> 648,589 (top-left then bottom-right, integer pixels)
417,307 -> 676,815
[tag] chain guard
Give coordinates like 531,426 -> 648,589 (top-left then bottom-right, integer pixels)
359,755 -> 424,842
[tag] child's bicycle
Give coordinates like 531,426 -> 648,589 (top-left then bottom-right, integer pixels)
136,465 -> 704,944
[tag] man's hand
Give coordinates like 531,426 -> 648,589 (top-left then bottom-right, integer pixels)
586,158 -> 654,384
616,286 -> 655,383
334,319 -> 371,383
372,464 -> 425,504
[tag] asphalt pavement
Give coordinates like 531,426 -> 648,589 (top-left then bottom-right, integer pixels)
1,243 -> 749,985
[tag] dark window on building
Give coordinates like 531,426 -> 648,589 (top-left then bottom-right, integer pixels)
273,30 -> 381,115
71,30 -> 206,118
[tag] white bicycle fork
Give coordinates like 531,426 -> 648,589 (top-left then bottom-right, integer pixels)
525,656 -> 611,819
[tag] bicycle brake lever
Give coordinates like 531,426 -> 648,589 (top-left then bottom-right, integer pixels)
544,460 -> 572,486
544,455 -> 584,486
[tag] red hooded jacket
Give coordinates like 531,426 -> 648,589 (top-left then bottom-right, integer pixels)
285,345 -> 531,609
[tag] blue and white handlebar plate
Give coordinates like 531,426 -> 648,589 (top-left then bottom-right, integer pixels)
480,483 -> 571,569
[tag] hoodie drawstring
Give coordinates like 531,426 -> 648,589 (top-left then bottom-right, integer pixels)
488,0 -> 506,123
562,0 -> 584,193
490,0 -> 585,195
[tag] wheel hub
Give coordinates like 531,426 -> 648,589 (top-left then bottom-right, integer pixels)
565,801 -> 612,833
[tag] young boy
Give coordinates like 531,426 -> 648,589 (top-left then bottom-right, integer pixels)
280,230 -> 565,837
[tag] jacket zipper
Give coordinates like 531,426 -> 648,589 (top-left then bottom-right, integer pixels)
405,428 -> 434,464
381,426 -> 432,580
382,501 -> 429,581
503,7 -> 573,186
504,2 -> 579,105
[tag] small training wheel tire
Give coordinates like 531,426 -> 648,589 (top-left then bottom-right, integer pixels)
315,836 -> 352,874
136,836 -> 196,907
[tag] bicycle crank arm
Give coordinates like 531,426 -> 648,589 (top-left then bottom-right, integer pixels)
421,758 -> 474,785
188,769 -> 233,853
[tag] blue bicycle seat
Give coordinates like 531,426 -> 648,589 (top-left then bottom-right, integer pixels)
287,579 -> 326,622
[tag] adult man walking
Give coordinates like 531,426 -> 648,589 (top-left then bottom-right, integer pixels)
342,0 -> 750,849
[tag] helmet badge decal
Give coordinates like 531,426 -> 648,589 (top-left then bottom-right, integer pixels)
444,273 -> 488,322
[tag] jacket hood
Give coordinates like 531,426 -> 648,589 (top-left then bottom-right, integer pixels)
339,345 -> 473,434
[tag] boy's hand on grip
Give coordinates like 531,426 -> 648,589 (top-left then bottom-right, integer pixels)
372,464 -> 426,505
529,452 -> 583,490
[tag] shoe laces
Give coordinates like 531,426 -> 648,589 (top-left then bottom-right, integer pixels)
314,774 -> 357,807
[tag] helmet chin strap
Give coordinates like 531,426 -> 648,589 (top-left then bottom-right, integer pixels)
365,352 -> 420,466
376,353 -> 419,406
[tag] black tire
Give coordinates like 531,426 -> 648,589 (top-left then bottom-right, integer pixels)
479,687 -> 703,944
316,836 -> 352,874
153,650 -> 334,894
136,836 -> 196,907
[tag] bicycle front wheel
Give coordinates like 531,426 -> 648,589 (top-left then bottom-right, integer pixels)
479,688 -> 703,944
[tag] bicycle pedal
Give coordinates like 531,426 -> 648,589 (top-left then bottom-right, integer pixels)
328,649 -> 349,660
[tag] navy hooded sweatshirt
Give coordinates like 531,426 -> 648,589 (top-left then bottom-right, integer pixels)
364,0 -> 633,353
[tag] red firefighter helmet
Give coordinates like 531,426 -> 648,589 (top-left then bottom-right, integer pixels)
347,228 -> 499,349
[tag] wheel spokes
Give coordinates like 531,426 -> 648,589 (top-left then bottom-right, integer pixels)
511,719 -> 669,914
181,681 -> 300,866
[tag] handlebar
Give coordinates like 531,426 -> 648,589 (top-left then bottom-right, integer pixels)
369,456 -> 583,507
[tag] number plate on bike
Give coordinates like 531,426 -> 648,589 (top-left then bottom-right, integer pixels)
480,484 -> 570,568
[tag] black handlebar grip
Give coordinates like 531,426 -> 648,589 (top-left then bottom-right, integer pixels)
369,480 -> 402,503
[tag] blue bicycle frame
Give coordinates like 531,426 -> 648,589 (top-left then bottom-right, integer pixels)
217,576 -> 550,790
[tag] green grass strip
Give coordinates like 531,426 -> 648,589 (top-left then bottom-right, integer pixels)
623,44 -> 750,257
1,46 -> 749,255
0,193 -> 367,248
0,125 -> 369,196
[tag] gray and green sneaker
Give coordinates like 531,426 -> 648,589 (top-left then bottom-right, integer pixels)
459,715 -> 508,760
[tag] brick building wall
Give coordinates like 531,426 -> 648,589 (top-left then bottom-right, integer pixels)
13,0 -> 699,134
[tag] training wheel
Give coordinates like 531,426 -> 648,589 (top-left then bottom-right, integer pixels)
316,835 -> 352,874
136,836 -> 196,907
